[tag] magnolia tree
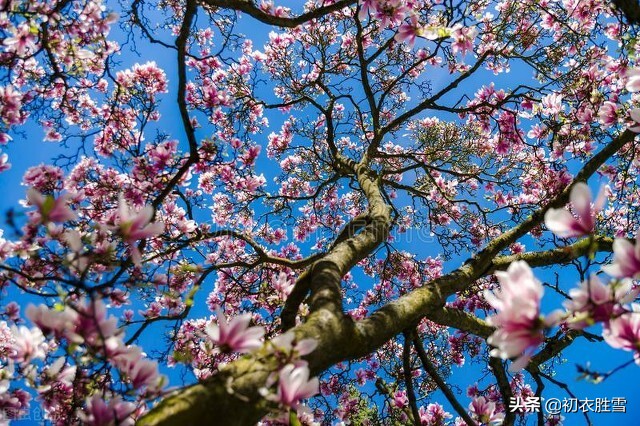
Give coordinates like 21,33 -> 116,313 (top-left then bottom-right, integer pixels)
3,0 -> 640,424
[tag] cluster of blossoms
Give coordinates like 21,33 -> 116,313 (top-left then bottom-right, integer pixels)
26,188 -> 78,226
625,69 -> 640,131
388,389 -> 505,425
358,0 -> 478,52
198,309 -> 319,421
23,188 -> 164,269
0,186 -> 171,422
0,0 -> 120,171
486,183 -> 640,371
484,260 -> 559,371
0,321 -> 36,421
598,66 -> 640,135
468,396 -> 504,425
110,194 -> 165,266
0,298 -> 164,424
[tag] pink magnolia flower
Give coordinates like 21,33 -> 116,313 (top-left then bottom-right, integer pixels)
205,309 -> 265,353
484,261 -> 556,371
395,16 -> 421,47
603,233 -> 640,279
110,344 -> 165,391
26,304 -> 78,340
75,299 -> 120,346
64,230 -> 91,273
418,403 -> 453,425
540,92 -> 564,115
44,357 -> 76,383
373,1 -> 410,28
0,372 -> 30,422
10,325 -> 46,365
625,68 -> 640,93
563,275 -> 637,329
272,272 -> 295,301
469,396 -> 504,425
271,330 -> 317,359
544,182 -> 605,238
122,357 -> 164,390
275,363 -> 319,408
39,357 -> 77,393
597,101 -> 618,128
0,86 -> 23,126
77,395 -> 136,426
358,0 -> 378,20
4,302 -> 19,321
629,108 -> 640,133
451,25 -> 478,55
0,153 -> 10,172
2,24 -> 37,56
602,312 -> 640,364
27,299 -> 122,348
392,390 -> 408,408
26,188 -> 77,224
114,195 -> 164,265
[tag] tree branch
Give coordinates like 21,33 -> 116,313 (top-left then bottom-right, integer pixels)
403,331 -> 421,426
489,357 -> 516,426
612,0 -> 640,24
413,333 -> 478,426
488,236 -> 614,274
198,0 -> 357,27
